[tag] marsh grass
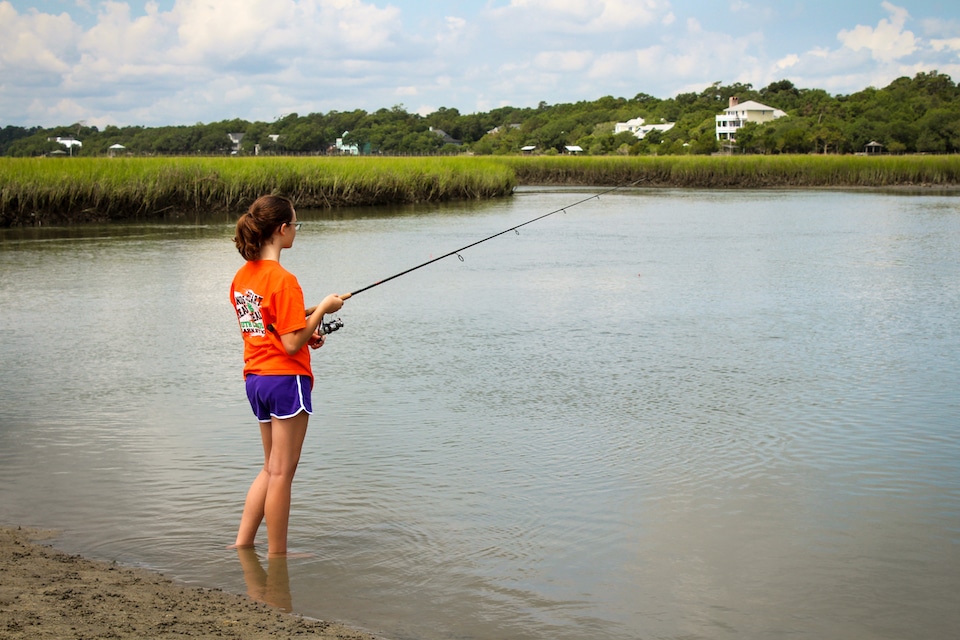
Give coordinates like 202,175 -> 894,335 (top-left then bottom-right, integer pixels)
0,156 -> 516,226
496,154 -> 960,188
3,154 -> 959,226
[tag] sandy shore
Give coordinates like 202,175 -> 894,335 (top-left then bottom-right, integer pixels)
0,526 -> 380,640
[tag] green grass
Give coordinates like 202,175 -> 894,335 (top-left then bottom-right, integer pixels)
0,156 -> 516,226
3,154 -> 959,226
494,154 -> 960,187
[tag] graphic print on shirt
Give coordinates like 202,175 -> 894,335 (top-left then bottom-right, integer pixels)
234,289 -> 266,337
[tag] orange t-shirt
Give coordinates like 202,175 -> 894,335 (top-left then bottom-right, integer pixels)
231,260 -> 311,380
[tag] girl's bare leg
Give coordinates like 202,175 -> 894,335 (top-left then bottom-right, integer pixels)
263,411 -> 309,556
234,422 -> 274,548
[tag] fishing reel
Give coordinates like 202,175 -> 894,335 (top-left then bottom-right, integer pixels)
308,318 -> 343,350
319,318 -> 344,335
267,318 -> 343,336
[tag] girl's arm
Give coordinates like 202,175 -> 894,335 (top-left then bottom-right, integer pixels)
278,294 -> 344,355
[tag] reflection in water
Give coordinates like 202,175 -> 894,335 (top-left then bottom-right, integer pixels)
236,548 -> 292,612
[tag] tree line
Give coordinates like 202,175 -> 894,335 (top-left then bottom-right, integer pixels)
2,71 -> 958,157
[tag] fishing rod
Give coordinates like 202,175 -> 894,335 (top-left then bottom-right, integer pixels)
337,179 -> 643,301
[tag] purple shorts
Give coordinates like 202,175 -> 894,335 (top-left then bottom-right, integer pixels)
245,374 -> 313,423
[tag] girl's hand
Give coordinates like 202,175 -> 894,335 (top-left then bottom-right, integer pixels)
309,330 -> 325,350
321,294 -> 344,314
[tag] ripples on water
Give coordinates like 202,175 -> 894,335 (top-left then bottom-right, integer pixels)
1,188 -> 959,640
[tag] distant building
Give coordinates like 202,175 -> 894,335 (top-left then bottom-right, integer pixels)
430,127 -> 461,146
614,117 -> 675,139
255,134 -> 282,155
48,136 -> 83,153
227,132 -> 245,154
564,145 -> 583,154
488,124 -> 521,135
334,133 -> 359,155
715,97 -> 786,141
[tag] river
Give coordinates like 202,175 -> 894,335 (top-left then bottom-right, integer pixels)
1,187 -> 959,640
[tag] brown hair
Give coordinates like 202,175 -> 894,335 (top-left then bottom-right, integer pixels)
234,195 -> 295,260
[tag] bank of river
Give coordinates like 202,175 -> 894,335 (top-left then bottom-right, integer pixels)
2,154 -> 960,226
0,526 -> 380,640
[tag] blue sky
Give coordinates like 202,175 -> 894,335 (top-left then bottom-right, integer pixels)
2,1 -> 959,127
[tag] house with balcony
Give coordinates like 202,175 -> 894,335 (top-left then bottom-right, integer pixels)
715,97 -> 786,141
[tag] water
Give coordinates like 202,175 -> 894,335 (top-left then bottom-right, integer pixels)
1,187 -> 959,640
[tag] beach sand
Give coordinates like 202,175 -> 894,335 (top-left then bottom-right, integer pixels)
0,526 -> 380,639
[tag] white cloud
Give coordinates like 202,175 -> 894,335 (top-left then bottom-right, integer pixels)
837,1 -> 917,63
172,0 -> 289,62
1,0 -> 959,128
491,0 -> 670,33
533,50 -> 594,73
930,37 -> 960,52
918,16 -> 960,38
751,2 -> 960,97
0,0 -> 412,125
166,0 -> 404,64
587,49 -> 644,79
444,15 -> 467,32
436,15 -> 467,50
776,54 -> 799,70
34,97 -> 88,124
660,19 -> 764,82
0,3 -> 82,79
68,3 -> 180,87
224,83 -> 256,104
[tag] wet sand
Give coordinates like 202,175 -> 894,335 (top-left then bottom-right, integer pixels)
0,526 -> 380,639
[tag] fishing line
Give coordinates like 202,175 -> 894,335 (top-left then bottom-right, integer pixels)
339,179 -> 642,300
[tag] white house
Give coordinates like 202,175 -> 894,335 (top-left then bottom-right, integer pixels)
615,117 -> 675,139
227,132 -> 245,153
614,117 -> 645,135
48,136 -> 83,152
715,97 -> 786,141
487,124 -> 521,135
335,132 -> 359,155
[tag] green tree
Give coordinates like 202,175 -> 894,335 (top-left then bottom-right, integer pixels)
4,71 -> 960,158
811,117 -> 844,154
734,121 -> 762,154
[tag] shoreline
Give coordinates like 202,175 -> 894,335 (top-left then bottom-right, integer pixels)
0,525 -> 380,640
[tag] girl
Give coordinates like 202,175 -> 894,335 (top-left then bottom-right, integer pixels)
231,194 -> 344,556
